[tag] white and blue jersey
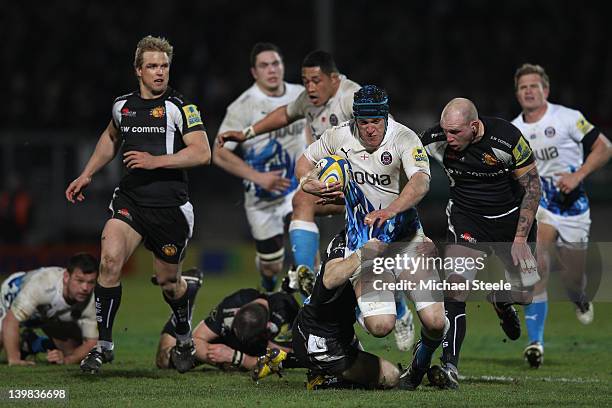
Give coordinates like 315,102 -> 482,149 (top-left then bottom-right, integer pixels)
512,102 -> 595,216
219,82 -> 307,209
304,118 -> 430,252
0,268 -> 97,339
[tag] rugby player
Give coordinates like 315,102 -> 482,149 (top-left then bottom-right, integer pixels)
512,64 -> 612,367
0,253 -> 98,366
65,35 -> 211,373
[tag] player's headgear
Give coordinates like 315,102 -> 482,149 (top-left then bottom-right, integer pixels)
353,85 -> 389,120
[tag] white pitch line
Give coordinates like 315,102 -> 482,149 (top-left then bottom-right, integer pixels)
459,375 -> 601,384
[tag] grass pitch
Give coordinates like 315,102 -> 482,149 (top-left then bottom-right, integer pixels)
1,268 -> 611,407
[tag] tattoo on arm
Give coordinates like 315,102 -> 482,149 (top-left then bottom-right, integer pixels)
516,166 -> 541,237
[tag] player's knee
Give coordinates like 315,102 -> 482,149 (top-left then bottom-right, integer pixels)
99,253 -> 123,283
422,313 -> 447,338
445,273 -> 469,301
258,259 -> 282,277
365,316 -> 395,337
379,359 -> 400,388
291,193 -> 315,219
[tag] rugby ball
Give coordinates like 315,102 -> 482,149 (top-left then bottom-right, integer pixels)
316,155 -> 351,190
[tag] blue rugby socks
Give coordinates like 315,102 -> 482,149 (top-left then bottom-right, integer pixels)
289,220 -> 319,271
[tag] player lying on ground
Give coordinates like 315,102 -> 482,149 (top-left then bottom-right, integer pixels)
0,253 -> 98,366
155,268 -> 307,372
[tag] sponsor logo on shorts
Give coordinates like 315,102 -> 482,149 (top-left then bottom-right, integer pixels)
150,106 -> 165,118
117,208 -> 132,221
182,104 -> 203,128
162,244 -> 178,257
482,152 -> 499,166
381,151 -> 392,165
544,126 -> 556,138
460,232 -> 477,244
330,113 -> 338,126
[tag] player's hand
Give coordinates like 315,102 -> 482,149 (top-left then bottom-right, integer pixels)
8,358 -> 35,366
65,175 -> 92,203
364,208 -> 397,229
256,170 -> 292,193
123,151 -> 159,170
206,344 -> 234,364
300,167 -> 343,199
216,130 -> 246,147
511,238 -> 537,275
46,349 -> 65,364
555,171 -> 583,194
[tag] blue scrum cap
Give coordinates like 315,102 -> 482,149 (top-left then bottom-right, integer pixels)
353,85 -> 389,119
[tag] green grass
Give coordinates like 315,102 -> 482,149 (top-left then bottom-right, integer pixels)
1,269 -> 611,407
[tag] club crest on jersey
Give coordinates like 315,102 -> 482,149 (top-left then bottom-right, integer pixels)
116,208 -> 132,221
150,106 -> 165,118
544,126 -> 556,138
182,104 -> 203,128
482,152 -> 499,166
330,114 -> 339,126
381,151 -> 392,165
162,244 -> 178,257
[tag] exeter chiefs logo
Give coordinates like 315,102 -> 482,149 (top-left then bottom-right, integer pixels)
381,151 -> 392,165
150,106 -> 165,118
482,152 -> 499,166
162,244 -> 177,257
330,114 -> 339,126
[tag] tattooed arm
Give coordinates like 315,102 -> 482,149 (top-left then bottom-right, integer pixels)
513,162 -> 541,241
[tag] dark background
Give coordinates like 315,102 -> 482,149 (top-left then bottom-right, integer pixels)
1,0 -> 610,251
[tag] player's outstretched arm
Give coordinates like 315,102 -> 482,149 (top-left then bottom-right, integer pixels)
364,172 -> 430,228
216,105 -> 293,146
556,133 -> 612,194
2,310 -> 35,366
65,120 -> 121,203
323,239 -> 387,289
124,130 -> 211,170
53,337 -> 97,365
194,323 -> 258,369
213,143 -> 291,193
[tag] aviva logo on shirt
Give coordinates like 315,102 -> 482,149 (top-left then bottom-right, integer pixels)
182,104 -> 203,128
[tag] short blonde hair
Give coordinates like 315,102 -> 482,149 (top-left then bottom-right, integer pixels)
514,63 -> 549,90
134,35 -> 173,69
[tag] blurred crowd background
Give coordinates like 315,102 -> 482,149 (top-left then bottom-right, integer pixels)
1,0 -> 610,273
